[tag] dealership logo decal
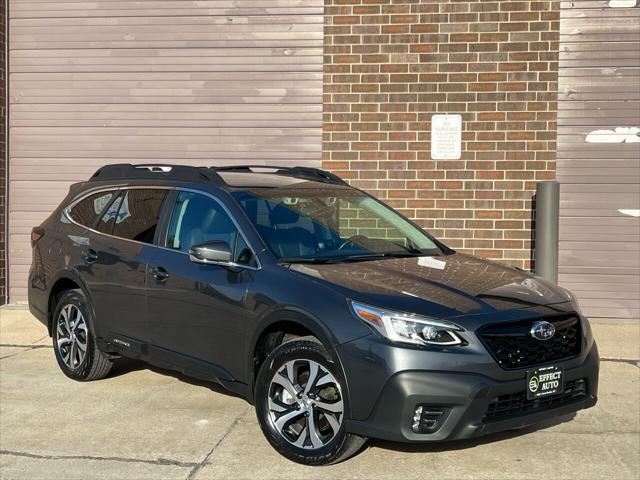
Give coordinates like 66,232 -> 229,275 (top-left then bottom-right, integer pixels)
530,321 -> 556,341
529,371 -> 562,394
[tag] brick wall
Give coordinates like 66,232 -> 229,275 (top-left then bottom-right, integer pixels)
0,0 -> 6,305
323,0 -> 560,270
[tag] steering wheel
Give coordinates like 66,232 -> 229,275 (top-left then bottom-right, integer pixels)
337,235 -> 366,251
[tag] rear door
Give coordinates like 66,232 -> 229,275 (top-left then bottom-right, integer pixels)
145,190 -> 258,382
85,187 -> 169,345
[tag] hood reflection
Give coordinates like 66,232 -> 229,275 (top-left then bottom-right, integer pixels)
289,253 -> 568,316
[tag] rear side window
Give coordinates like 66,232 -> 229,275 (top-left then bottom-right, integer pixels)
111,189 -> 168,243
95,192 -> 124,234
69,191 -> 115,228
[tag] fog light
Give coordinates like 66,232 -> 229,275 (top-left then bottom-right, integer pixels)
411,405 -> 451,434
411,406 -> 423,432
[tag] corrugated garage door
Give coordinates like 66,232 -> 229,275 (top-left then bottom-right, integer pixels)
557,0 -> 640,318
8,0 -> 323,302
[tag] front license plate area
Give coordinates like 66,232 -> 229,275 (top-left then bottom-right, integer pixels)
526,365 -> 563,400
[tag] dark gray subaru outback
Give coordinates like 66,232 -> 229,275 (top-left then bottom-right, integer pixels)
29,164 -> 599,465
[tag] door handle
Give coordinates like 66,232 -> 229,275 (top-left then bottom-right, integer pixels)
82,249 -> 98,264
152,266 -> 169,282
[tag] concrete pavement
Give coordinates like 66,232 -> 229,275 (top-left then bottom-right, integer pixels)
1,307 -> 639,480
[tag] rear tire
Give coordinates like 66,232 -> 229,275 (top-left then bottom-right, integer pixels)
52,289 -> 113,381
255,339 -> 367,465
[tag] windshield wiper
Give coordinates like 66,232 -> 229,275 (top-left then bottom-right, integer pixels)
280,256 -> 345,264
390,241 -> 424,255
281,252 -> 421,265
281,253 -> 387,264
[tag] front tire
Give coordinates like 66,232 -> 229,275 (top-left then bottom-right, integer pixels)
255,339 -> 367,465
52,289 -> 113,381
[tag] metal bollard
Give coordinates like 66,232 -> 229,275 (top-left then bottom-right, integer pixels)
535,181 -> 560,284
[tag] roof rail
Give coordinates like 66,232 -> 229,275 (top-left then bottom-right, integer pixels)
210,165 -> 348,186
89,164 -> 224,185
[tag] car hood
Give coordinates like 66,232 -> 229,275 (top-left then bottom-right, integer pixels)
288,253 -> 571,319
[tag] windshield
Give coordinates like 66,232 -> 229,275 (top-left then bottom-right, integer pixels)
232,187 -> 445,262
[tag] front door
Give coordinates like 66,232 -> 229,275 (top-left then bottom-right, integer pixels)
145,191 -> 258,382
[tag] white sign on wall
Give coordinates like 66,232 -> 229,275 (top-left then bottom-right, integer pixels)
431,114 -> 462,160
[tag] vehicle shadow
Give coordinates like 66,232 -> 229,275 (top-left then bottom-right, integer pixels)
108,357 -> 577,456
108,357 -> 250,403
367,413 -> 577,455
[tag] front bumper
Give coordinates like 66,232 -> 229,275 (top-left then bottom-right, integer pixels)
342,340 -> 599,443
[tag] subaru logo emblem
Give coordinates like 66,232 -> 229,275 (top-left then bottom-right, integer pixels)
530,321 -> 556,341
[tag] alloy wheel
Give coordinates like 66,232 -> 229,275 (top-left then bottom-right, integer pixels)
56,304 -> 88,369
267,359 -> 344,450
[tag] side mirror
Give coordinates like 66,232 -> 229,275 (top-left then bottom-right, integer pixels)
188,241 -> 232,266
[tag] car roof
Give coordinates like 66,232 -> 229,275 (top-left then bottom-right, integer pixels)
86,164 -> 349,191
218,171 -> 348,190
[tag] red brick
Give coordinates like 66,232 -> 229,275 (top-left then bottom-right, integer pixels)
334,16 -> 359,24
322,0 -> 559,270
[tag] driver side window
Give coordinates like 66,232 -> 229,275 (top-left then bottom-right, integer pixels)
166,192 -> 256,267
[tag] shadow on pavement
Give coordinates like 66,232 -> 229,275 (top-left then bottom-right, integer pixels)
107,357 -> 578,459
108,357 -> 250,403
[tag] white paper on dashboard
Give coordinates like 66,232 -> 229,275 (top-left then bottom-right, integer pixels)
417,256 -> 446,270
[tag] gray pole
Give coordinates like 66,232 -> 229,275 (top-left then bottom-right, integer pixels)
535,181 -> 560,284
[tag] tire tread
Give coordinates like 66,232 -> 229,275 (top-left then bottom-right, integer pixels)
255,339 -> 367,465
53,289 -> 113,382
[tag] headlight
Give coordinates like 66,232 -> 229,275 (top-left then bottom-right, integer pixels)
349,301 -> 464,346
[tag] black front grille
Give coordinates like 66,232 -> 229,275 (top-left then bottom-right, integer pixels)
484,378 -> 588,422
477,314 -> 582,370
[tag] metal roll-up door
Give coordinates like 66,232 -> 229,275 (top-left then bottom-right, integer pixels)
7,0 -> 323,302
557,0 -> 640,318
